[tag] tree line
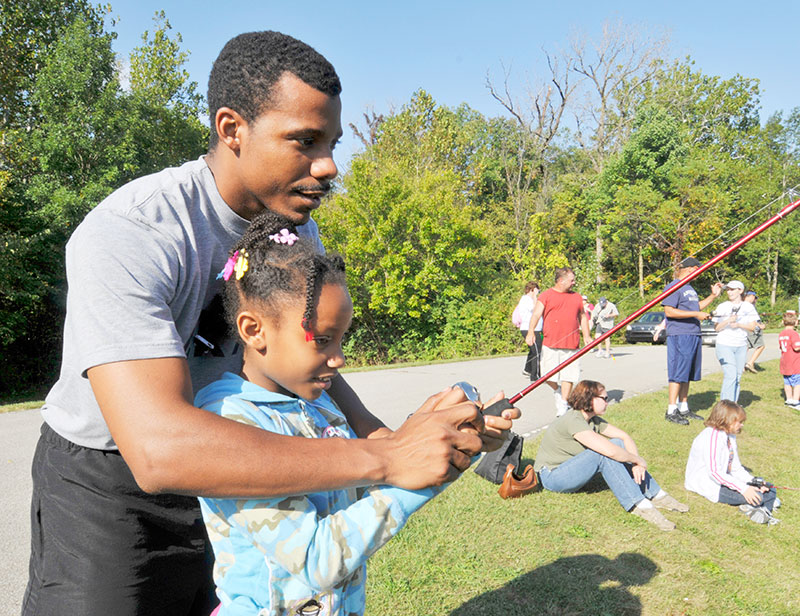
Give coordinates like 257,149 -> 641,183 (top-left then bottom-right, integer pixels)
1,8 -> 798,397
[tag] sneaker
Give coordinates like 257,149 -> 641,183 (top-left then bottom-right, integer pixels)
680,410 -> 704,421
652,494 -> 689,512
555,397 -> 569,417
744,363 -> 757,373
632,503 -> 675,531
665,411 -> 689,425
784,399 -> 799,407
522,370 -> 531,377
747,506 -> 772,524
739,504 -> 756,515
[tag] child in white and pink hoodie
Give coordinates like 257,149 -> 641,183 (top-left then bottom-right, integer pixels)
685,400 -> 779,525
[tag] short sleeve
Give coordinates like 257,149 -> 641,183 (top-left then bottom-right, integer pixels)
66,211 -> 185,375
661,282 -> 680,309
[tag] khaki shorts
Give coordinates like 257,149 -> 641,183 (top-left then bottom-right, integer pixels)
541,346 -> 581,384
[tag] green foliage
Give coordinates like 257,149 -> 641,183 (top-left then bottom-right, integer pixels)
0,9 -> 206,396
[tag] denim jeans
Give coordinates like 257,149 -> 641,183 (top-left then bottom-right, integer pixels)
538,438 -> 661,511
716,344 -> 747,402
718,484 -> 777,512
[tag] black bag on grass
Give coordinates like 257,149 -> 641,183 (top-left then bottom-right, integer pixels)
473,432 -> 524,484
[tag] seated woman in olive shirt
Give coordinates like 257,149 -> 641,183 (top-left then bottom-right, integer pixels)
534,380 -> 688,531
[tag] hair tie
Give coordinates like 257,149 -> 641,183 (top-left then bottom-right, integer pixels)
217,250 -> 239,281
269,229 -> 299,245
234,250 -> 249,280
216,250 -> 249,281
301,317 -> 313,342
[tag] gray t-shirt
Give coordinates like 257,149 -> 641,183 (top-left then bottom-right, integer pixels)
41,157 -> 324,450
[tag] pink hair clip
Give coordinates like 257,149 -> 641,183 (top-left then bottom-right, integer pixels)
269,228 -> 299,246
217,250 -> 239,281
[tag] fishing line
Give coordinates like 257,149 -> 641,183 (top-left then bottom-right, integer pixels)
485,196 -> 800,415
526,186 -> 800,352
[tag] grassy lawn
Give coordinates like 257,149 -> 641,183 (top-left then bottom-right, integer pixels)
367,360 -> 800,616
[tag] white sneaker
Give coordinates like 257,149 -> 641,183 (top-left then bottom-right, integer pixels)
555,397 -> 569,416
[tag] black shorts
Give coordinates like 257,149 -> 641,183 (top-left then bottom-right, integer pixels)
23,423 -> 217,616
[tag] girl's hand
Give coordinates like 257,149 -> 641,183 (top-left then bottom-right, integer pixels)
743,486 -> 763,506
632,463 -> 646,484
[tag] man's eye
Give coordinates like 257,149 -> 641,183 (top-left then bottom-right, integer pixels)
296,137 -> 314,147
314,337 -> 331,346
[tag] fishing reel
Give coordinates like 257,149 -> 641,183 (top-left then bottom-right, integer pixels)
747,477 -> 774,489
452,381 -> 513,417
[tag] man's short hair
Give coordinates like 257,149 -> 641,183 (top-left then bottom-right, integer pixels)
554,267 -> 573,283
207,31 -> 342,146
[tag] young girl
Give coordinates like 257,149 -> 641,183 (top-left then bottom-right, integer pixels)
685,400 -> 779,525
197,211 -> 446,616
778,311 -> 800,407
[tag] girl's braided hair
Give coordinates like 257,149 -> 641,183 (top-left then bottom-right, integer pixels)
222,210 -> 346,339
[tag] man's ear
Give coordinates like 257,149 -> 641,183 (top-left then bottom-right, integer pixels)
215,107 -> 246,154
237,310 -> 267,352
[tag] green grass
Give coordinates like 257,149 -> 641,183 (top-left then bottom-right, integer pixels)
0,399 -> 42,413
366,359 -> 800,615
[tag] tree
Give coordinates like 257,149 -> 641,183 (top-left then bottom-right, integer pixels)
0,11 -> 206,396
485,52 -> 574,277
569,20 -> 668,283
318,91 -> 492,363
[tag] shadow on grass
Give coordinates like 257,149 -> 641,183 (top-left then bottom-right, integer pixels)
737,389 -> 761,406
606,388 -> 625,403
449,552 -> 657,616
688,390 -> 718,413
687,388 -> 761,412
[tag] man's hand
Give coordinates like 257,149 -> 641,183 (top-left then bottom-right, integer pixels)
379,388 -> 486,489
697,311 -> 710,320
525,331 -> 535,347
474,391 -> 520,452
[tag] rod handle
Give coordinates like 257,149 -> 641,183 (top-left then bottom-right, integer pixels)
482,398 -> 514,417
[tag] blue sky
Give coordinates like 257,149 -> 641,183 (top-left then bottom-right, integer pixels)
107,0 -> 800,165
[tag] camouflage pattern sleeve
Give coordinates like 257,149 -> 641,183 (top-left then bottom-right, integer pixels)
204,481 -> 442,591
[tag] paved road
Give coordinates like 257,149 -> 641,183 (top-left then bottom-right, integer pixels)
0,336 -> 779,615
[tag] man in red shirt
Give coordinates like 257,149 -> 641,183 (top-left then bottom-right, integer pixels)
526,267 -> 592,415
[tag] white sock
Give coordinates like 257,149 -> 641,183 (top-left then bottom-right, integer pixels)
654,489 -> 667,500
678,401 -> 689,413
667,404 -> 678,415
635,499 -> 653,509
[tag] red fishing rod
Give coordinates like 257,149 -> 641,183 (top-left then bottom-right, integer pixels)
483,197 -> 800,416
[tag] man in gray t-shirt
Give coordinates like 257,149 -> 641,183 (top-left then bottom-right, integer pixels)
24,31 -> 518,616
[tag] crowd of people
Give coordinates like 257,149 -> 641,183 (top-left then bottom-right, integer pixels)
511,258 -> 798,531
